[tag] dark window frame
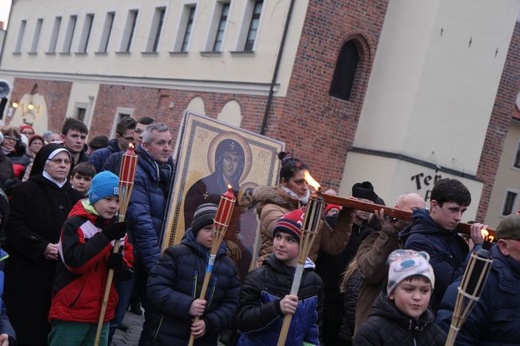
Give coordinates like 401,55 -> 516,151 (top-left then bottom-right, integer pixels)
502,191 -> 518,215
329,40 -> 360,101
244,0 -> 263,51
213,3 -> 230,52
514,142 -> 520,168
181,6 -> 196,52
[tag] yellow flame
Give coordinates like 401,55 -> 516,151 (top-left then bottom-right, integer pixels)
129,143 -> 135,150
481,229 -> 494,242
304,170 -> 320,190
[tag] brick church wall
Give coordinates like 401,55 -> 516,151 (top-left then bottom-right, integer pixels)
475,21 -> 520,221
260,0 -> 390,190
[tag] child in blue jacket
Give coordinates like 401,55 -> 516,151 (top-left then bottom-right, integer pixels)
237,208 -> 323,345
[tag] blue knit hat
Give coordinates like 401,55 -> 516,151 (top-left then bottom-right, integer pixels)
89,171 -> 119,204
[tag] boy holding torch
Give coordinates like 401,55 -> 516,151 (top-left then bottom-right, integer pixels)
48,171 -> 133,345
236,208 -> 323,345
146,203 -> 240,345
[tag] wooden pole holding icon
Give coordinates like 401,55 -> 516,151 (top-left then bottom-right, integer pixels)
322,194 -> 496,238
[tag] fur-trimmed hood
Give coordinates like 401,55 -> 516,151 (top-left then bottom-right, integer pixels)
253,185 -> 299,215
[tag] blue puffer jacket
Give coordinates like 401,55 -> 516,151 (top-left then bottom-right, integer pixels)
104,150 -> 124,176
436,245 -> 520,345
398,208 -> 468,311
237,254 -> 323,346
147,230 -> 240,346
126,146 -> 173,273
88,139 -> 120,173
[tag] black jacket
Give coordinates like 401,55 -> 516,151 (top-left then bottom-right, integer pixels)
399,208 -> 469,311
147,230 -> 240,345
237,254 -> 323,345
354,292 -> 446,345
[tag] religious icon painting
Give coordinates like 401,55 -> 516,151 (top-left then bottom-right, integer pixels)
162,110 -> 284,280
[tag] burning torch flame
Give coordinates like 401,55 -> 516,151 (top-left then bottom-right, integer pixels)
481,229 -> 494,243
304,170 -> 321,191
129,143 -> 134,150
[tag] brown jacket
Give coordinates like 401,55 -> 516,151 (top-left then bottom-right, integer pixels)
355,223 -> 402,334
253,185 -> 353,262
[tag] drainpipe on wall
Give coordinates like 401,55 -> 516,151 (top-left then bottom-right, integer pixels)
259,0 -> 296,135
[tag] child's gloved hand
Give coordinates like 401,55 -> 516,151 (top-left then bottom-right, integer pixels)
108,252 -> 134,280
102,221 -> 128,241
107,252 -> 124,271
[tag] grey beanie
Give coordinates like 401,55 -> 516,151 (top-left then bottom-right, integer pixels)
191,203 -> 218,235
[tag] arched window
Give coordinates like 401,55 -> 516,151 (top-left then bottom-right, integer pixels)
186,97 -> 206,114
218,100 -> 242,127
329,40 -> 359,101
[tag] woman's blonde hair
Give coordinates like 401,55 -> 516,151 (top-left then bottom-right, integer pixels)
340,257 -> 359,293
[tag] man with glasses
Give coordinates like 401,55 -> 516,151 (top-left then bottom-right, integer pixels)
436,213 -> 520,345
88,117 -> 137,173
60,118 -> 89,165
104,117 -> 155,176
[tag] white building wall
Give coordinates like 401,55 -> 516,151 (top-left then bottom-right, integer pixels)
486,119 -> 520,227
340,0 -> 520,215
1,0 -> 308,96
355,0 -> 519,173
0,29 -> 5,56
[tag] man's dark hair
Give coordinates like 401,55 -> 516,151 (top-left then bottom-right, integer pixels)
431,178 -> 471,207
137,117 -> 155,125
88,135 -> 109,150
61,118 -> 88,135
116,117 -> 137,136
71,162 -> 96,178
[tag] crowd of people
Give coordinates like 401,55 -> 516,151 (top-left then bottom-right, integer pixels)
0,116 -> 517,346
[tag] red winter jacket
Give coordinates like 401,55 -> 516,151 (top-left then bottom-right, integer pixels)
49,200 -> 133,323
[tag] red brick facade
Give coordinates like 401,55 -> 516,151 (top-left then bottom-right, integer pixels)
475,22 -> 520,221
256,0 -> 390,189
9,78 -> 72,132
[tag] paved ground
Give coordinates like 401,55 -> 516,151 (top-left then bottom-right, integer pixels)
112,309 -> 144,346
111,309 -> 227,345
